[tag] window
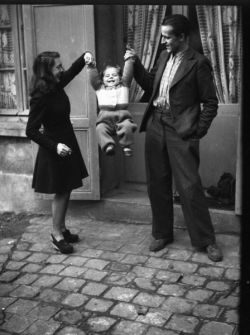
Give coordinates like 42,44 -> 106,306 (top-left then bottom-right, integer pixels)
124,5 -> 242,104
0,5 -> 28,117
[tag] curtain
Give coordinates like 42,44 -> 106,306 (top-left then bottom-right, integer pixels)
0,4 -> 17,109
196,6 -> 242,103
126,5 -> 167,102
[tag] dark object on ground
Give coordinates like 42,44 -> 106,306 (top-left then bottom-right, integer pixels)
206,172 -> 236,205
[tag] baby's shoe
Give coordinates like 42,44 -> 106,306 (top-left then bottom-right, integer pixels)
105,144 -> 115,156
123,147 -> 132,157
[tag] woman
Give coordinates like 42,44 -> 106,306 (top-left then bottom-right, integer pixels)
26,51 -> 90,254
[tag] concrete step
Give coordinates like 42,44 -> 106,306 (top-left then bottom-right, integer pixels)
68,185 -> 241,235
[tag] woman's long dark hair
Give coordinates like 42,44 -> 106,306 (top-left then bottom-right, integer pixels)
29,51 -> 60,96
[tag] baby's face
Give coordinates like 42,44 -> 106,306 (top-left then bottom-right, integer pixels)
103,67 -> 120,87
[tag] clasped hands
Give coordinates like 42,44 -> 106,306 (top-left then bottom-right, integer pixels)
84,52 -> 96,67
124,46 -> 137,61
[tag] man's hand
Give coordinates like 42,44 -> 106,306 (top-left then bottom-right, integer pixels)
57,143 -> 72,157
124,48 -> 137,61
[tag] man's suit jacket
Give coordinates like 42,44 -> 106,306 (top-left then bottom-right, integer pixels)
133,47 -> 218,139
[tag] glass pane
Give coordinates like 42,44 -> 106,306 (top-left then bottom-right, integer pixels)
0,4 -> 17,109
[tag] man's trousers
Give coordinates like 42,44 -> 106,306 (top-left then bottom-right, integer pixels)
145,112 -> 216,248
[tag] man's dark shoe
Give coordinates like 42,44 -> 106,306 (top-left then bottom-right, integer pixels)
62,229 -> 79,243
51,234 -> 74,254
206,243 -> 223,262
149,238 -> 173,252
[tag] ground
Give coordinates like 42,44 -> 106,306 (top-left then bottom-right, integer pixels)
0,212 -> 40,239
0,213 -> 240,335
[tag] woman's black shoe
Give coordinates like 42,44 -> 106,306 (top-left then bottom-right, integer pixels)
62,229 -> 79,243
51,234 -> 74,254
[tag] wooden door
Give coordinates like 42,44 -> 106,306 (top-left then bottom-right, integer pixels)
23,4 -> 100,199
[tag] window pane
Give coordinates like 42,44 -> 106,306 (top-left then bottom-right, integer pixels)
0,5 -> 17,110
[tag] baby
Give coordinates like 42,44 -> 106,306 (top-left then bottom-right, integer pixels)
85,52 -> 137,156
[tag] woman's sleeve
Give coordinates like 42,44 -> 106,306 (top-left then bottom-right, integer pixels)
59,53 -> 86,88
26,93 -> 58,152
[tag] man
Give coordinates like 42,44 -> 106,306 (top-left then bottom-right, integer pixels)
124,14 -> 223,262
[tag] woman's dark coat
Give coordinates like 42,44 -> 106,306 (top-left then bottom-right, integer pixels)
26,55 -> 88,194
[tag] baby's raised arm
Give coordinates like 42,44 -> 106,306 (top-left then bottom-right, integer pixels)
122,57 -> 135,87
85,52 -> 102,90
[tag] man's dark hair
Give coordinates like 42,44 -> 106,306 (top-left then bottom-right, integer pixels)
162,14 -> 191,38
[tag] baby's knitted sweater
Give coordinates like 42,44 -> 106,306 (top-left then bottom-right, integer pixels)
87,59 -> 134,111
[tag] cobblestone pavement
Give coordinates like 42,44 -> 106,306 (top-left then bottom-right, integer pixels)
0,215 -> 240,335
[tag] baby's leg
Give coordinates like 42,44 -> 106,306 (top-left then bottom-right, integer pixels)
116,119 -> 136,145
116,118 -> 137,156
96,122 -> 116,154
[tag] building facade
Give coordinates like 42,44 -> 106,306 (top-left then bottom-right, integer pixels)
0,4 -> 242,218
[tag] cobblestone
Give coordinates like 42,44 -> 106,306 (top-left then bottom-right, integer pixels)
83,268 -> 107,281
161,296 -> 197,314
192,303 -> 220,318
11,251 -> 31,260
55,309 -> 84,324
39,288 -> 65,303
199,321 -> 235,335
0,270 -> 19,282
21,263 -> 43,273
133,292 -> 165,307
134,277 -> 160,291
112,320 -> 147,335
62,293 -> 88,307
185,288 -> 214,302
132,265 -> 156,278
81,282 -> 108,295
28,304 -> 60,320
198,266 -> 224,278
5,298 -> 39,315
84,258 -> 109,270
223,309 -> 239,324
166,314 -> 200,333
0,283 -> 18,296
56,327 -> 86,335
157,283 -> 187,296
40,264 -> 65,274
104,286 -> 138,301
55,277 -> 86,292
0,216 -> 239,335
110,302 -> 138,319
87,316 -> 116,332
136,308 -> 171,326
1,314 -> 36,334
85,297 -> 113,312
206,280 -> 230,291
24,319 -> 61,335
32,274 -> 61,287
104,271 -> 135,285
26,252 -> 49,263
59,265 -> 86,277
9,284 -> 40,298
15,273 -> 38,285
62,256 -> 88,266
5,261 -> 26,270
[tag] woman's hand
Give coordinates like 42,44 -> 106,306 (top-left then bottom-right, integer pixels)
57,143 -> 72,157
84,52 -> 95,66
